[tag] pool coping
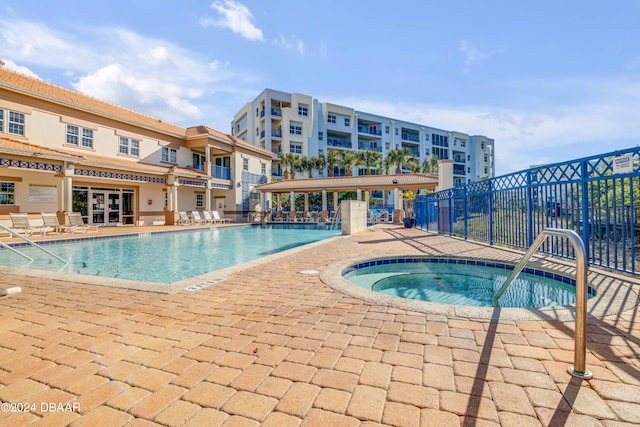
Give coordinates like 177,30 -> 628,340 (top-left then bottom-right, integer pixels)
320,254 -> 640,321
2,231 -> 349,294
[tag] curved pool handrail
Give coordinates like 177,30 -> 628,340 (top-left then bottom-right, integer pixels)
492,227 -> 592,379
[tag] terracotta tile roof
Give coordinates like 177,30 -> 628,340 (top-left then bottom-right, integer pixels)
0,67 -> 186,136
0,136 -> 84,161
255,173 -> 438,192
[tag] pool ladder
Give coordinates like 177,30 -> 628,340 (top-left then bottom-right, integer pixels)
493,228 -> 592,379
0,224 -> 68,265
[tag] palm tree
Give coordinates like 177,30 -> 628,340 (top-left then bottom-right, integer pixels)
341,151 -> 361,176
406,155 -> 421,173
385,147 -> 411,174
359,150 -> 383,175
279,153 -> 293,180
314,154 -> 327,177
326,149 -> 342,177
290,154 -> 302,179
298,155 -> 313,178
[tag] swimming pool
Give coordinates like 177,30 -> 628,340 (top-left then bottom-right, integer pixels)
0,224 -> 340,284
341,256 -> 595,308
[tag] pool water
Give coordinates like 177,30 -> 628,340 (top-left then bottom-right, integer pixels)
0,224 -> 340,284
343,257 -> 594,308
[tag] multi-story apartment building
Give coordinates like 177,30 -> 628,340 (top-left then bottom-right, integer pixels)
0,67 -> 273,226
231,88 -> 495,189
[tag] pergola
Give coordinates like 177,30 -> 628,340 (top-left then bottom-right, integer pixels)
254,173 -> 438,222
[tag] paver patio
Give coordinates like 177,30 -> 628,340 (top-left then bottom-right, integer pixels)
0,224 -> 639,426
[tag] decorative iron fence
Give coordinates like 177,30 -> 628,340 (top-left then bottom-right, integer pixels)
416,146 -> 640,276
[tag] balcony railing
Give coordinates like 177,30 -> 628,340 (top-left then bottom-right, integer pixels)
260,109 -> 265,117
191,164 -> 205,171
271,148 -> 282,156
211,165 -> 231,180
271,130 -> 282,138
271,108 -> 282,117
260,130 -> 265,139
402,133 -> 420,142
453,157 -> 466,163
327,139 -> 352,149
357,126 -> 382,136
358,142 -> 381,152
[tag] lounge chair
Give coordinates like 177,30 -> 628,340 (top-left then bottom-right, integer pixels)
274,210 -> 284,222
375,211 -> 390,224
201,210 -> 219,224
66,212 -> 100,233
9,213 -> 47,236
212,211 -> 231,223
190,210 -> 205,225
177,211 -> 192,225
41,212 -> 76,234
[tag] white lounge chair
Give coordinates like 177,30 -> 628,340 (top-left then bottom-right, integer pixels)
10,213 -> 47,236
375,211 -> 390,224
201,210 -> 219,224
41,212 -> 76,234
66,212 -> 100,233
177,211 -> 192,225
190,210 -> 205,225
212,211 -> 231,223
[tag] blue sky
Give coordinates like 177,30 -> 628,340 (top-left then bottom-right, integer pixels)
1,1 -> 639,176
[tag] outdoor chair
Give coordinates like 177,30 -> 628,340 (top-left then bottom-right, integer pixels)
66,212 -> 100,233
41,212 -> 76,234
9,213 -> 47,236
375,211 -> 390,224
211,211 -> 232,223
190,210 -> 205,225
201,210 -> 219,224
177,211 -> 192,225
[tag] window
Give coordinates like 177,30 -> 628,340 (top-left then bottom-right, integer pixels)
298,104 -> 308,116
344,117 -> 350,127
424,133 -> 429,141
0,110 -> 3,132
118,137 -> 139,156
385,142 -> 390,150
82,128 -> 94,148
290,143 -> 302,154
328,114 -> 336,124
256,127 -> 259,136
425,148 -> 430,156
484,155 -> 488,162
467,167 -> 471,173
8,111 -> 24,136
162,146 -> 177,163
0,182 -> 15,205
481,142 -> 485,150
318,131 -> 323,141
289,122 -> 302,135
256,107 -> 259,117
385,126 -> 390,134
261,162 -> 266,175
66,125 -> 93,148
484,167 -> 489,175
243,158 -> 249,171
66,125 -> 79,145
196,194 -> 204,208
395,128 -> 398,136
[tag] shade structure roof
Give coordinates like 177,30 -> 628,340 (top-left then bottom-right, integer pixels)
254,173 -> 438,193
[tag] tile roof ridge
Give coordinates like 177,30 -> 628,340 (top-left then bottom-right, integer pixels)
0,67 -> 186,134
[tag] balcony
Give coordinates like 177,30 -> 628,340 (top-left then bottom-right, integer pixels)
357,126 -> 382,136
271,148 -> 282,157
260,109 -> 265,118
453,156 -> 466,163
401,133 -> 420,143
271,108 -> 282,117
327,138 -> 352,149
453,166 -> 466,176
260,130 -> 265,139
191,164 -> 205,171
358,142 -> 381,152
211,165 -> 231,180
271,130 -> 282,138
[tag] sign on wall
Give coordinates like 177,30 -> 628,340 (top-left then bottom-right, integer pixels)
613,154 -> 634,174
29,184 -> 57,203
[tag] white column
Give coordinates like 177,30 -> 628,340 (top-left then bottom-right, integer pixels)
290,191 -> 296,211
357,189 -> 362,201
304,193 -> 309,211
205,181 -> 212,211
333,192 -> 338,211
322,190 -> 327,211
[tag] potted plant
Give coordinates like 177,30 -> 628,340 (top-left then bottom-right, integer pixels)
403,191 -> 416,228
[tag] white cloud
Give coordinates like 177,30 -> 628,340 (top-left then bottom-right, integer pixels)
202,0 -> 263,41
0,58 -> 39,78
459,40 -> 489,72
333,79 -> 640,175
274,34 -> 305,55
0,20 -> 257,129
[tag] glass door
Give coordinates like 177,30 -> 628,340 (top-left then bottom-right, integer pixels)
91,192 -> 106,225
107,193 -> 121,225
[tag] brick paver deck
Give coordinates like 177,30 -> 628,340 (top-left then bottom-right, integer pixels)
0,224 -> 639,426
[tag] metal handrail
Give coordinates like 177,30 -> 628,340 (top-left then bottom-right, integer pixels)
492,228 -> 592,379
0,224 -> 68,265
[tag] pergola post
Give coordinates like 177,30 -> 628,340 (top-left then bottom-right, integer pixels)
392,186 -> 404,224
320,190 -> 328,222
290,191 -> 296,221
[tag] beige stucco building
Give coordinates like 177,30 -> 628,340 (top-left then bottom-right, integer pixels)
0,67 -> 273,227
